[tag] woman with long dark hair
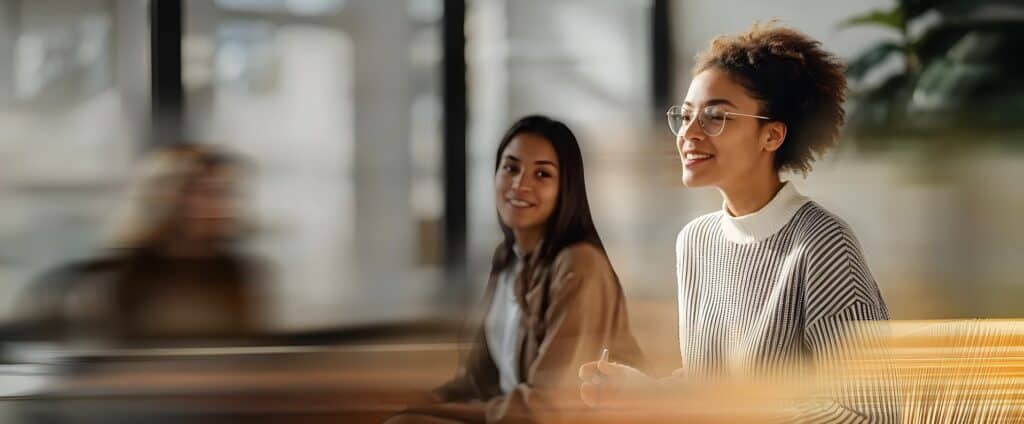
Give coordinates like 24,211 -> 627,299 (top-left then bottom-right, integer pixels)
391,115 -> 645,423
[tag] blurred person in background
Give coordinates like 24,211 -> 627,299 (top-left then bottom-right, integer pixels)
15,144 -> 264,343
389,116 -> 646,423
579,23 -> 897,422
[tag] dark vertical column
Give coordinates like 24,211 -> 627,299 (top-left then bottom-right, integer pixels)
651,0 -> 674,114
150,0 -> 184,147
0,1 -> 16,104
442,0 -> 467,291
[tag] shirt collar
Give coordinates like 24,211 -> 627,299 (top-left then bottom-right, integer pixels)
719,182 -> 810,244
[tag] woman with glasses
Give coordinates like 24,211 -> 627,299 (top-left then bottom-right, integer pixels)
579,23 -> 896,422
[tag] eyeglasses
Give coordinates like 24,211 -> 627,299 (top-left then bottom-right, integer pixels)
666,105 -> 771,137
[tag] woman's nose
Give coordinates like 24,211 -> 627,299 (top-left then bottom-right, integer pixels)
511,173 -> 529,191
683,115 -> 705,141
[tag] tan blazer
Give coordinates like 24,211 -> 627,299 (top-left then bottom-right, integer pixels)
430,242 -> 646,423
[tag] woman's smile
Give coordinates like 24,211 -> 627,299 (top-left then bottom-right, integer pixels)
505,196 -> 536,209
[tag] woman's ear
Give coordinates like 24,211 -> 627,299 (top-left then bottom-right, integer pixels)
763,121 -> 787,153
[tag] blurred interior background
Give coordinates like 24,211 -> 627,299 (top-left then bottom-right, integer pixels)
0,0 -> 1021,421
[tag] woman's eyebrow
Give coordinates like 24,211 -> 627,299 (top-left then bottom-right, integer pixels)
683,98 -> 737,108
534,160 -> 557,168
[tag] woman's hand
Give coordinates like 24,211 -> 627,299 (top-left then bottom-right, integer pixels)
578,356 -> 652,407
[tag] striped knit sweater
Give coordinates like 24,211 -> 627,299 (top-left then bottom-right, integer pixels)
675,182 -> 897,423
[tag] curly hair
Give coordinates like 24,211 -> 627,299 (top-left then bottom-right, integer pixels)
693,22 -> 847,175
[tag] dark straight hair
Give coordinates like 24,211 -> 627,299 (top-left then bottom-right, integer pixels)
491,115 -> 607,284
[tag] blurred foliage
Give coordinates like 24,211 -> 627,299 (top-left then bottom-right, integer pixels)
840,0 -> 1024,151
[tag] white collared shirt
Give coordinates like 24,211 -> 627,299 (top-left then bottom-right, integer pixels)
485,253 -> 524,394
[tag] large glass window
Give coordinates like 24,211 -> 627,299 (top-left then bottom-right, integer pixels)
184,0 -> 445,330
0,0 -> 148,320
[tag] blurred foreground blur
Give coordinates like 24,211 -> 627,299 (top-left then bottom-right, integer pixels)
3,319 -> 1024,422
0,0 -> 1022,422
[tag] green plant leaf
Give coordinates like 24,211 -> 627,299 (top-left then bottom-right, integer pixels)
839,7 -> 906,31
847,42 -> 906,81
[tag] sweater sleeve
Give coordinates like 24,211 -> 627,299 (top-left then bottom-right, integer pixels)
483,243 -> 636,423
798,217 -> 899,423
